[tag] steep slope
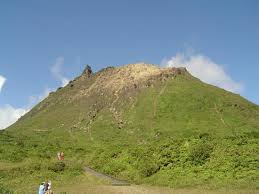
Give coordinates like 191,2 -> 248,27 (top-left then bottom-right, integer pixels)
10,64 -> 188,131
1,64 -> 259,193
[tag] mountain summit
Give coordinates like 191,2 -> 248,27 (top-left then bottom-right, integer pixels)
13,64 -> 189,130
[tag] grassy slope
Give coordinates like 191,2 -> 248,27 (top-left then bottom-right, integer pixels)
88,75 -> 259,189
0,73 -> 258,193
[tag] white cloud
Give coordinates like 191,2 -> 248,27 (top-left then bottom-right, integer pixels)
0,74 -> 26,129
0,105 -> 27,130
0,87 -> 51,130
0,57 -> 72,129
162,53 -> 244,93
50,57 -> 69,87
0,75 -> 6,93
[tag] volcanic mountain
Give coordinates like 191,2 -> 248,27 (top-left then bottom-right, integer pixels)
1,63 -> 259,192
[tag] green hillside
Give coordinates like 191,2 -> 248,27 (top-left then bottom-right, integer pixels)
0,64 -> 258,193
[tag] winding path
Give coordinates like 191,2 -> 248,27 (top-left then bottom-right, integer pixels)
54,167 -> 256,194
84,166 -> 130,186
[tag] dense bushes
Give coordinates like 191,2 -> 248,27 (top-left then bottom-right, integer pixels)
48,161 -> 66,172
188,141 -> 213,165
88,134 -> 258,189
1,129 -> 258,190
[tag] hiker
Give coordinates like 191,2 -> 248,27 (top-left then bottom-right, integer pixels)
44,181 -> 49,193
57,152 -> 61,160
38,182 -> 45,194
45,184 -> 53,194
60,152 -> 64,160
43,181 -> 53,194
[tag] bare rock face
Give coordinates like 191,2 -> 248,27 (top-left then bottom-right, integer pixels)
97,63 -> 187,91
71,63 -> 189,101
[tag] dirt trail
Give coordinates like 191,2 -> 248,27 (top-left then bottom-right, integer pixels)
55,167 -> 258,194
84,166 -> 130,186
57,183 -> 256,194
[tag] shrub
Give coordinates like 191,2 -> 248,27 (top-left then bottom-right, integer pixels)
189,141 -> 213,165
48,161 -> 66,172
138,158 -> 159,177
129,147 -> 160,177
102,160 -> 126,176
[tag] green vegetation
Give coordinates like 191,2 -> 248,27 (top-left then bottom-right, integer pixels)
0,65 -> 258,193
88,134 -> 258,189
0,184 -> 17,194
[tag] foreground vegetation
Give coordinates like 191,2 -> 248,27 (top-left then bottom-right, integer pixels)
0,66 -> 258,193
0,130 -> 258,193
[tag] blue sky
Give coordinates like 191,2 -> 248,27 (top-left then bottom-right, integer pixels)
0,0 -> 259,128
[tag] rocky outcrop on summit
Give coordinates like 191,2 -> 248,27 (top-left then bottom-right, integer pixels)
82,65 -> 93,78
72,63 -> 188,100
